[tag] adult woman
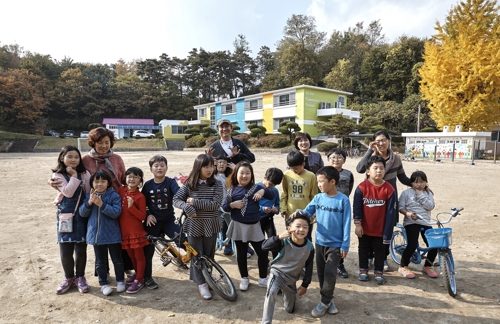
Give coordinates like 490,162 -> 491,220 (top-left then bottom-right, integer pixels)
294,132 -> 324,174
356,130 -> 412,271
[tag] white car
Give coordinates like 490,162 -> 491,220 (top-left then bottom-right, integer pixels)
80,131 -> 89,138
132,130 -> 154,138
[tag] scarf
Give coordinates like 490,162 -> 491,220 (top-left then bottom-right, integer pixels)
226,184 -> 258,217
89,149 -> 116,177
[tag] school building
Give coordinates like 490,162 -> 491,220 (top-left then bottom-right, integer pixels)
191,85 -> 359,137
102,118 -> 161,139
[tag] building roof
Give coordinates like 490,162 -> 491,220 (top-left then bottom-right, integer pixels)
402,132 -> 491,138
102,118 -> 155,125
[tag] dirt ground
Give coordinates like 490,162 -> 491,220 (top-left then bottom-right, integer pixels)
1,150 -> 499,324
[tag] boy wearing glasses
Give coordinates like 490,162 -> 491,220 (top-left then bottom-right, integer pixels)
326,148 -> 354,279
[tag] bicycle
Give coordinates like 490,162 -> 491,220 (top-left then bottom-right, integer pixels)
215,208 -> 236,255
146,212 -> 237,301
389,207 -> 464,297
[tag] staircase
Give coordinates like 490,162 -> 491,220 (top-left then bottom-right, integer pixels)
7,139 -> 40,152
165,140 -> 185,151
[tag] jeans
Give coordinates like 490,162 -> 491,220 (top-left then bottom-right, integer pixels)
401,224 -> 437,267
316,244 -> 342,305
94,243 -> 124,286
358,235 -> 385,273
59,242 -> 87,278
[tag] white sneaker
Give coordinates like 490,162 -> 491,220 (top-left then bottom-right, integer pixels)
239,277 -> 249,291
257,278 -> 268,288
116,281 -> 126,293
383,260 -> 390,272
101,284 -> 113,296
198,283 -> 212,300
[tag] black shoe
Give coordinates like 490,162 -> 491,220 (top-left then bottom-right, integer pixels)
337,264 -> 349,278
144,277 -> 158,289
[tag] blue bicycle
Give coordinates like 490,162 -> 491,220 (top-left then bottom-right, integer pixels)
390,207 -> 463,297
215,208 -> 236,255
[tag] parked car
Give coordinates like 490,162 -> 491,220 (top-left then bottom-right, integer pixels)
63,130 -> 76,137
44,130 -> 60,137
80,131 -> 89,138
132,130 -> 154,138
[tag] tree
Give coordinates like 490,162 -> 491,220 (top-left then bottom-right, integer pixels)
202,126 -> 217,138
248,124 -> 267,138
315,114 -> 357,137
419,0 -> 500,131
278,121 -> 301,143
324,59 -> 355,93
184,128 -> 201,139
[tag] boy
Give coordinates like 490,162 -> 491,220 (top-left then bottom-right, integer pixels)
141,155 -> 180,289
291,166 -> 351,318
261,214 -> 314,324
353,156 -> 397,285
326,148 -> 354,278
280,151 -> 318,241
258,167 -> 284,259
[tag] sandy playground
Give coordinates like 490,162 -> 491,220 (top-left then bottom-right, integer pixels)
0,150 -> 499,324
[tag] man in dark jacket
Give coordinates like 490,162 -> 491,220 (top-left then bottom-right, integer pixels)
207,118 -> 255,164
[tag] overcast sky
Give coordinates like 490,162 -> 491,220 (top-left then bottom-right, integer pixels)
1,0 -> 458,64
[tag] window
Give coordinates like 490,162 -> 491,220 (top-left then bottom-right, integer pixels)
245,120 -> 263,131
461,139 -> 468,144
210,106 -> 215,127
273,92 -> 296,107
245,99 -> 263,111
109,125 -> 118,129
172,126 -> 189,134
335,95 -> 345,108
223,103 -> 236,114
273,117 -> 295,130
198,108 -> 206,118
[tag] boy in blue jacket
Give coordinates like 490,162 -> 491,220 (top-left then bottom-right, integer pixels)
291,166 -> 351,318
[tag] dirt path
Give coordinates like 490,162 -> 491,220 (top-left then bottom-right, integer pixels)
0,151 -> 499,323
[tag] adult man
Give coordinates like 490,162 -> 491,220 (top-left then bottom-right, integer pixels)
207,119 -> 255,164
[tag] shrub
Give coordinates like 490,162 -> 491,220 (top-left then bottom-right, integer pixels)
122,136 -> 128,139
269,136 -> 290,148
234,133 -> 249,145
317,142 -> 338,152
185,135 -> 206,148
205,135 -> 219,147
59,135 -> 65,139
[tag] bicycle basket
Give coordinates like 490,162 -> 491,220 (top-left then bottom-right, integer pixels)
425,228 -> 452,248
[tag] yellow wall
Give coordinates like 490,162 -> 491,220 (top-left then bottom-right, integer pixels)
262,93 -> 274,133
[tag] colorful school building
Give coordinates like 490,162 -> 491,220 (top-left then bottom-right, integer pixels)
102,118 -> 160,139
191,85 -> 358,138
402,126 -> 491,160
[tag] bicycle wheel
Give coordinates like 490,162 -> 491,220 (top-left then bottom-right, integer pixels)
439,250 -> 457,297
200,256 -> 237,302
390,229 -> 406,265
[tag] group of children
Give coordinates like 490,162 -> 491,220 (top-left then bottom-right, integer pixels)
51,145 -> 436,323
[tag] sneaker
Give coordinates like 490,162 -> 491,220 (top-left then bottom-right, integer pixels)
327,300 -> 339,314
398,266 -> 416,279
101,284 -> 113,296
358,270 -> 369,281
311,302 -> 328,318
56,277 -> 75,294
337,264 -> 348,278
247,247 -> 255,256
126,274 -> 136,285
223,245 -> 233,255
367,258 -> 373,270
116,281 -> 126,293
198,283 -> 212,300
383,260 -> 390,272
144,277 -> 158,289
375,273 -> 386,285
422,266 -> 438,278
76,276 -> 89,293
239,277 -> 249,291
126,280 -> 144,294
246,253 -> 252,258
257,278 -> 268,288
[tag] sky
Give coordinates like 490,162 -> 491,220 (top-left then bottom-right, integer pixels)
1,0 -> 459,64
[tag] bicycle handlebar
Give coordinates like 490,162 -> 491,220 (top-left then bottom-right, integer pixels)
416,207 -> 463,226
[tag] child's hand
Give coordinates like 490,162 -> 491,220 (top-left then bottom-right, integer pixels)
410,212 -> 419,220
230,200 -> 244,209
228,162 -> 235,170
127,196 -> 134,208
264,207 -> 272,214
281,211 -> 288,218
297,286 -> 307,297
90,193 -> 103,207
354,224 -> 364,238
66,166 -> 77,177
146,215 -> 157,226
253,189 -> 265,201
187,197 -> 195,206
340,250 -> 348,258
271,206 -> 278,214
278,229 -> 292,240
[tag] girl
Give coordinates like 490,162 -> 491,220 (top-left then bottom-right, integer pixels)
223,161 -> 275,291
173,154 -> 223,300
398,170 -> 437,279
52,146 -> 91,294
118,167 -> 148,294
79,170 -> 123,296
214,155 -> 235,256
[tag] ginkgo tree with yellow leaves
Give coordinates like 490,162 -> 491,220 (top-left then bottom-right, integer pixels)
419,0 -> 500,131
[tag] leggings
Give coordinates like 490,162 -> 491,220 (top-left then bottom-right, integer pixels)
401,224 -> 437,267
59,242 -> 87,278
126,247 -> 146,283
234,240 -> 268,279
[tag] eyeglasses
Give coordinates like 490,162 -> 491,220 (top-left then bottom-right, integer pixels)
126,175 -> 140,180
329,156 -> 344,161
375,138 -> 388,144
